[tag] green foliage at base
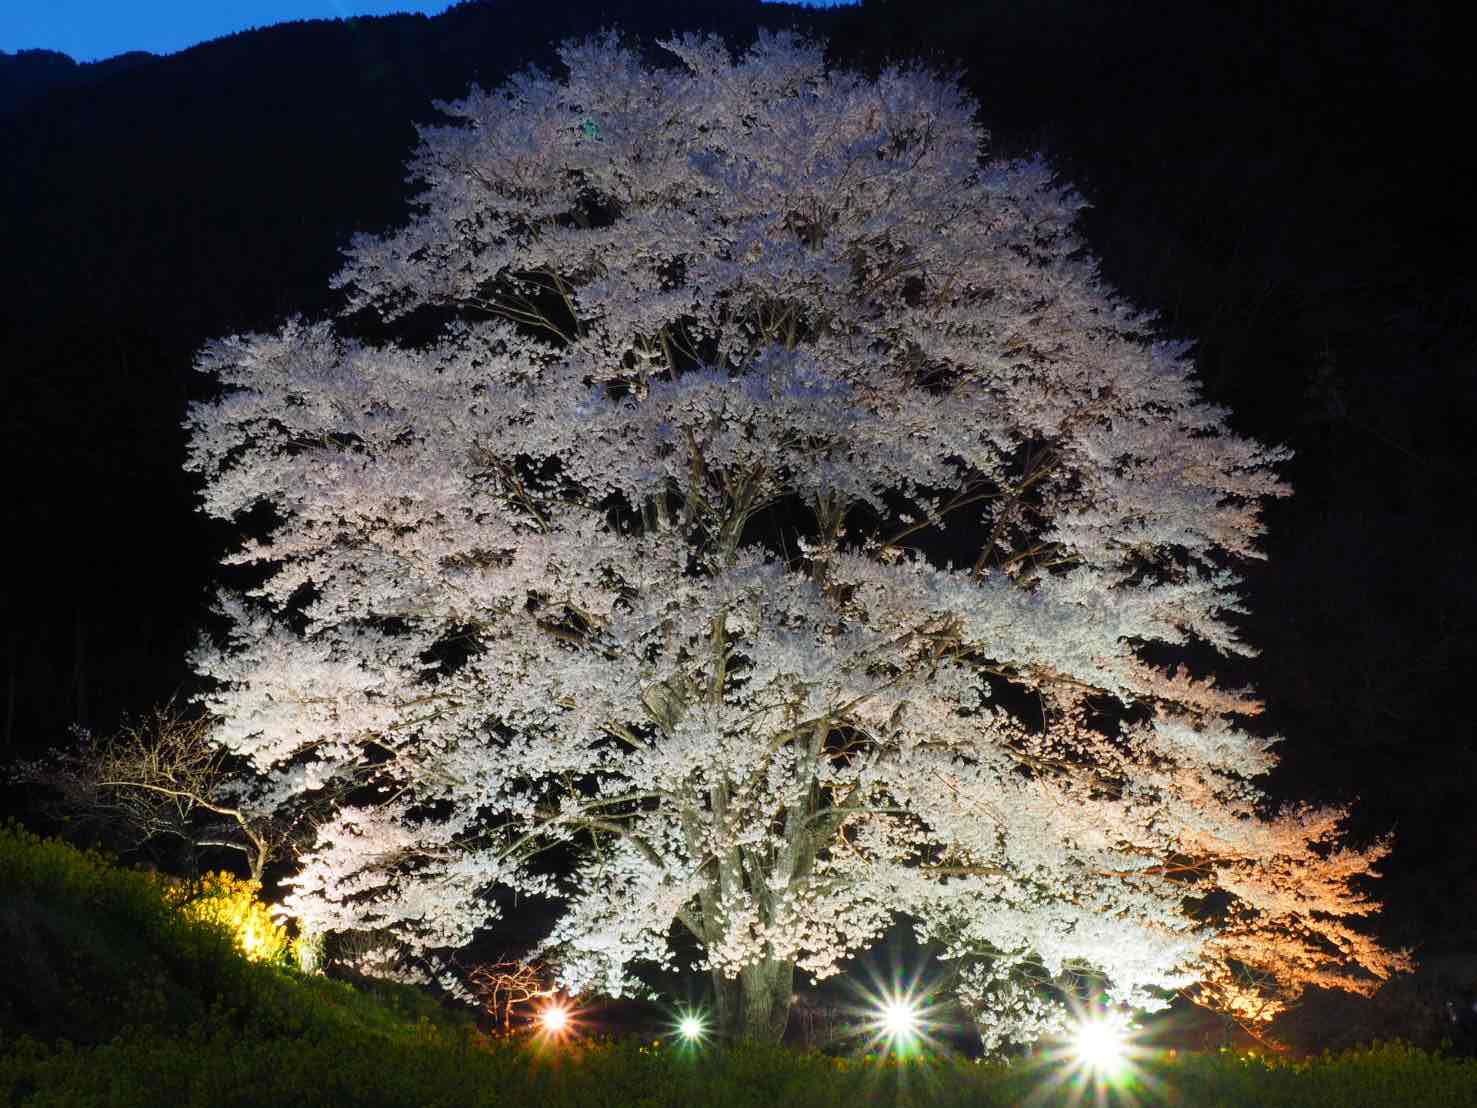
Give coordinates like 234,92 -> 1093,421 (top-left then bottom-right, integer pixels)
6,1034 -> 1477,1108
0,823 -> 470,1048
3,826 -> 1476,1106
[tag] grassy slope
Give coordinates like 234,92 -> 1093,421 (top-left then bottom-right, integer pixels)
4,826 -> 1477,1107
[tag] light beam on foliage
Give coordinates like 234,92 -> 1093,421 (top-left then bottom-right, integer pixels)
167,872 -> 291,964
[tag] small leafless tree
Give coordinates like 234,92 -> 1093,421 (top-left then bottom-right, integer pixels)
469,958 -> 559,1031
12,703 -> 283,881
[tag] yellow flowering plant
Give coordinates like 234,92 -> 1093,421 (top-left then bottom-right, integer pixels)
165,871 -> 293,964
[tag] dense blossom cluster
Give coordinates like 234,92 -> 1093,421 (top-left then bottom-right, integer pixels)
186,32 -> 1403,1042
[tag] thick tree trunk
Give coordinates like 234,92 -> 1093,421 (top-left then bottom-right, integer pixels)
713,958 -> 795,1043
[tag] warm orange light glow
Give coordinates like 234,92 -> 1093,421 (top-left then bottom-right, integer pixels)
539,1003 -> 571,1034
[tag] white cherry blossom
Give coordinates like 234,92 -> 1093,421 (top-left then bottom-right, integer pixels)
186,30 -> 1403,1044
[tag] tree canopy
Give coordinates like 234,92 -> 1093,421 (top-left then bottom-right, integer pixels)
186,31 -> 1403,1044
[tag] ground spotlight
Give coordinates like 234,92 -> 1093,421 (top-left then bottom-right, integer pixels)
678,1013 -> 707,1042
865,990 -> 929,1055
880,998 -> 920,1040
850,966 -> 946,1057
538,1002 -> 572,1035
1069,1012 -> 1129,1076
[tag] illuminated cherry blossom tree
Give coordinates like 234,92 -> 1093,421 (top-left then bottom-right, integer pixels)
185,31 -> 1404,1043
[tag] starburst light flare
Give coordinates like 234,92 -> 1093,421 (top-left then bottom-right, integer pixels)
880,998 -> 920,1040
539,1003 -> 571,1035
1069,1012 -> 1130,1077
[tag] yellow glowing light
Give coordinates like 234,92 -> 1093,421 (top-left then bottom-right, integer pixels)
239,920 -> 266,956
165,872 -> 291,963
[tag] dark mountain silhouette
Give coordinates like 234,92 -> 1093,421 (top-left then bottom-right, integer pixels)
0,0 -> 1471,957
0,48 -> 160,116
